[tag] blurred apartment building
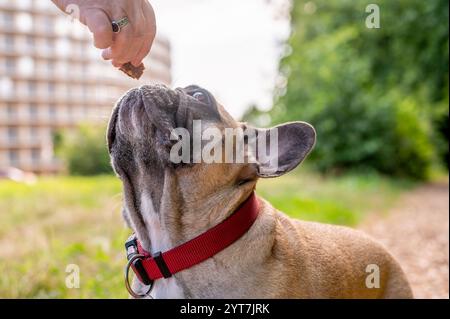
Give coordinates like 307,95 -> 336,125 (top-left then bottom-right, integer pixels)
0,0 -> 171,174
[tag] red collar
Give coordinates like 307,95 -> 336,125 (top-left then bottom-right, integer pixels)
125,192 -> 259,292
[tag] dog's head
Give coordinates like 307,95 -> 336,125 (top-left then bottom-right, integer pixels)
107,84 -> 315,247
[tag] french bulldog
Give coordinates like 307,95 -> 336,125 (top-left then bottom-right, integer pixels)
107,84 -> 413,299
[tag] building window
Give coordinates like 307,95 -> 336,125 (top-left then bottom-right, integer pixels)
7,127 -> 18,143
1,13 -> 14,29
8,150 -> 20,167
25,35 -> 35,49
81,64 -> 88,76
45,38 -> 54,51
27,81 -> 37,96
29,103 -> 38,119
49,104 -> 57,119
30,127 -> 39,142
4,58 -> 15,73
3,34 -> 14,50
82,86 -> 88,98
47,61 -> 55,74
48,82 -> 55,94
31,149 -> 40,164
6,105 -> 17,119
44,17 -> 54,33
66,106 -> 73,118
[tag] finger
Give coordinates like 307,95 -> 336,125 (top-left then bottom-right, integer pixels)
130,1 -> 156,66
142,0 -> 157,38
101,24 -> 131,61
84,9 -> 114,49
131,42 -> 146,66
111,60 -> 123,68
129,25 -> 156,66
101,4 -> 133,60
102,26 -> 137,63
104,0 -> 156,60
131,39 -> 152,66
107,2 -> 156,61
113,38 -> 143,65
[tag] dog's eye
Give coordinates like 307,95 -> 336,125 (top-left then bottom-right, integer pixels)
193,91 -> 207,103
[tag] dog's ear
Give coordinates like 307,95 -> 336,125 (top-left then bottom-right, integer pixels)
107,105 -> 120,154
255,122 -> 316,178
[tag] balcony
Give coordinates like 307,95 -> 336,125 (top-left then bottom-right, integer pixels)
0,88 -> 118,106
0,113 -> 78,127
0,137 -> 43,149
0,42 -> 92,62
0,1 -> 65,18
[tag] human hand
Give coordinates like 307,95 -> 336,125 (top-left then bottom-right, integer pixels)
52,0 -> 156,67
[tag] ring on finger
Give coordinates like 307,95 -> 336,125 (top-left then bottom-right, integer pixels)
112,17 -> 130,33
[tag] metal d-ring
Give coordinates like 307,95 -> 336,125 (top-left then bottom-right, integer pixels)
124,254 -> 154,299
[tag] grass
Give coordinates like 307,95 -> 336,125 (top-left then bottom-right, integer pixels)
0,176 -> 127,298
257,166 -> 414,226
0,168 -> 414,298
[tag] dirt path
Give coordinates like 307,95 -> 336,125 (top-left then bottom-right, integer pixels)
361,179 -> 449,299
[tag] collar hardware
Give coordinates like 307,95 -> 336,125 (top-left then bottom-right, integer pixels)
152,251 -> 172,279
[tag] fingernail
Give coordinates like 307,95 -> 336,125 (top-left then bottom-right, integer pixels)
102,49 -> 112,60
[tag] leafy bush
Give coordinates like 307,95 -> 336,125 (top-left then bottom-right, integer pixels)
265,0 -> 448,179
56,124 -> 112,176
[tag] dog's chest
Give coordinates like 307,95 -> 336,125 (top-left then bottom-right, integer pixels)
140,193 -> 185,298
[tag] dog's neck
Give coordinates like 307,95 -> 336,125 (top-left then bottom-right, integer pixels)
136,169 -> 253,254
133,169 -> 260,299
139,191 -> 172,253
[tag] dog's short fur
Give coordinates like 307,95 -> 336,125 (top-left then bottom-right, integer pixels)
107,84 -> 413,299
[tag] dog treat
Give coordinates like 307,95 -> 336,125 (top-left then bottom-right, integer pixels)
119,62 -> 145,80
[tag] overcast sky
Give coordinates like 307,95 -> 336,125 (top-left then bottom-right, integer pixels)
151,0 -> 290,119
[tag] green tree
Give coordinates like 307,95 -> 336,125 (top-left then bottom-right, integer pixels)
56,124 -> 112,176
271,0 -> 448,179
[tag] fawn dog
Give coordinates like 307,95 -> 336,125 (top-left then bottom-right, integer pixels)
107,84 -> 413,299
